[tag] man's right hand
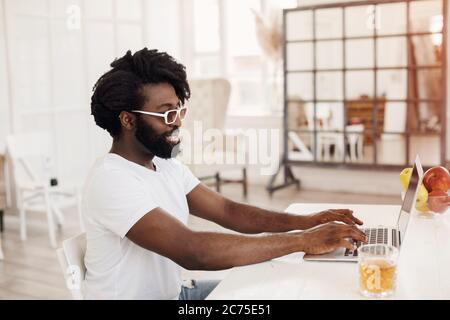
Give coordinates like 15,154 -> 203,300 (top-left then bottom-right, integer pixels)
297,222 -> 368,255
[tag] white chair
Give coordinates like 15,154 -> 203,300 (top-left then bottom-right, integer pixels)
6,132 -> 81,248
56,232 -> 86,300
316,124 -> 365,162
180,79 -> 248,196
287,101 -> 364,162
287,131 -> 314,161
286,100 -> 315,161
346,124 -> 365,162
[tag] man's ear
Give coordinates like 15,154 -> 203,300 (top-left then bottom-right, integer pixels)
118,111 -> 137,131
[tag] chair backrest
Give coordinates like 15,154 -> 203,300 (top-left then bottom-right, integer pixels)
6,132 -> 53,160
184,78 -> 231,132
346,124 -> 364,133
179,78 -> 231,165
6,132 -> 55,185
56,232 -> 87,300
0,154 -> 6,210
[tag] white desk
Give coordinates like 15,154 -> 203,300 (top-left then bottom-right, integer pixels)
207,203 -> 450,300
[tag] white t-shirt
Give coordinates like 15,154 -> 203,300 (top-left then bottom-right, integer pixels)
82,153 -> 200,300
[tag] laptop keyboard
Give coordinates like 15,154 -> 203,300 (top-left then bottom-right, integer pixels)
344,228 -> 389,257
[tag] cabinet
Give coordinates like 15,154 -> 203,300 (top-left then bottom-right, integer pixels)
346,96 -> 386,145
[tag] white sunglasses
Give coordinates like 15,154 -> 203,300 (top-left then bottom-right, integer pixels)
131,106 -> 187,125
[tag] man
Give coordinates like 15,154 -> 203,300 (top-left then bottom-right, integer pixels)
83,48 -> 367,300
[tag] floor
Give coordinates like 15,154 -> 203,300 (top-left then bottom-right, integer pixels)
0,183 -> 399,299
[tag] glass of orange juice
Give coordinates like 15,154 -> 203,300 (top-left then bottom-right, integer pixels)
358,244 -> 399,298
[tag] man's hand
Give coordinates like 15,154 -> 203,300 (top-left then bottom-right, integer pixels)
298,222 -> 368,255
305,209 -> 363,229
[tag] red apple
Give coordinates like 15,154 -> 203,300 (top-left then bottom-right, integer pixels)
423,166 -> 450,192
428,190 -> 450,213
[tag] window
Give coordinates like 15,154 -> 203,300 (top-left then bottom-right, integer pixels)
2,0 -> 146,180
192,0 -> 221,77
189,0 -> 297,116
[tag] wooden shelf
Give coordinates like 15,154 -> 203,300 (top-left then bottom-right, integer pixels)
346,96 -> 386,145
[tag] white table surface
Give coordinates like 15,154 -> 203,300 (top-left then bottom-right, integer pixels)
207,203 -> 450,300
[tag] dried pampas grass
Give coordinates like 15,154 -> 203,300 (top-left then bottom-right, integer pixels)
252,8 -> 283,64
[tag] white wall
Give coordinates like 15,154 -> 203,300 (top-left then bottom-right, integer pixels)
0,0 -> 11,153
146,0 -> 183,60
0,0 -> 185,190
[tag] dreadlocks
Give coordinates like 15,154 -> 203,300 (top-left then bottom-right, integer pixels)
91,48 -> 190,137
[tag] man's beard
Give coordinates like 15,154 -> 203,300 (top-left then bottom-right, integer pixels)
135,117 -> 181,159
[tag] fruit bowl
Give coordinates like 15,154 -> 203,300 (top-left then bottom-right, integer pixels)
400,165 -> 450,218
414,193 -> 450,217
426,193 -> 450,215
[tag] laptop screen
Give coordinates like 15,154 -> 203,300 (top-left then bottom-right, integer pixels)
397,155 -> 424,236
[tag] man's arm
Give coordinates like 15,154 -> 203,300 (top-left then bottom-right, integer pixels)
186,184 -> 363,234
126,207 -> 367,271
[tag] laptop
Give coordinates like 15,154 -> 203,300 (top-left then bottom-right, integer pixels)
304,155 -> 424,262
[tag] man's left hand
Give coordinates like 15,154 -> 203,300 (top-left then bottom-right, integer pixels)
306,209 -> 363,229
